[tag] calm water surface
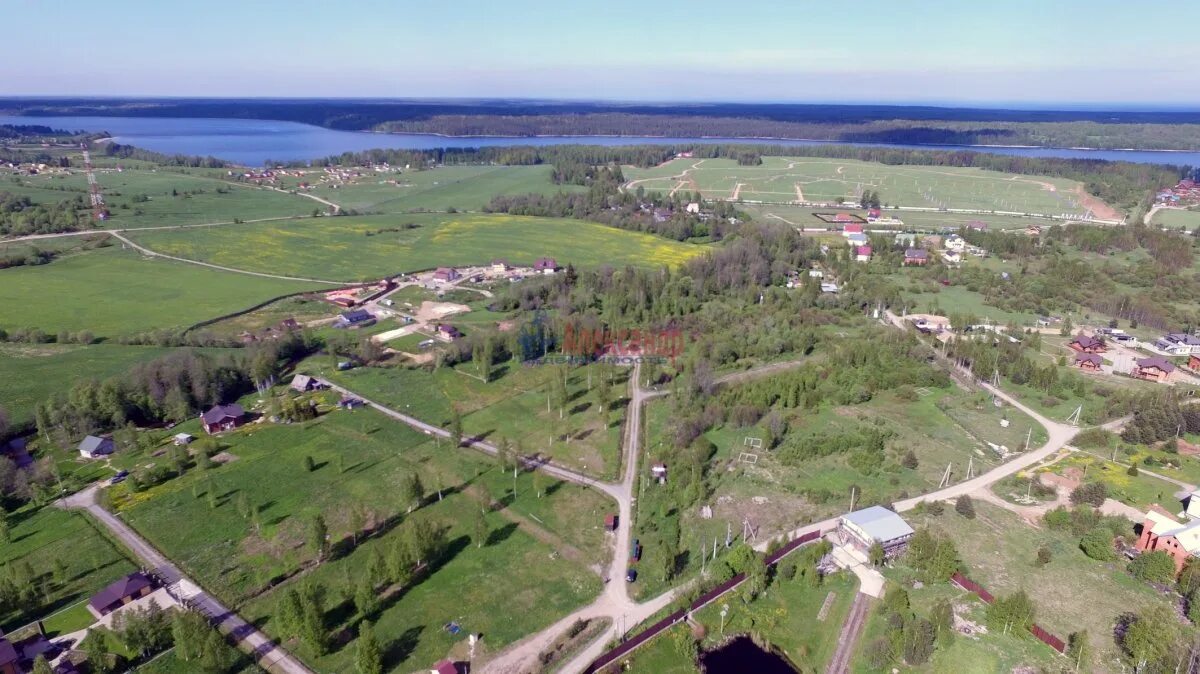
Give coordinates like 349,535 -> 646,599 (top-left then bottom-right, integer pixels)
699,636 -> 797,674
4,114 -> 1199,167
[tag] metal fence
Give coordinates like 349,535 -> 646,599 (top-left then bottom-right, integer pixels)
951,572 -> 1066,654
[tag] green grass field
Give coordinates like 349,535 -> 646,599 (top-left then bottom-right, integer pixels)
113,400 -> 607,671
1150,207 -> 1200,230
127,213 -> 703,281
307,357 -> 630,479
624,156 -> 1107,217
0,343 -> 238,426
0,247 -> 321,336
276,164 -> 580,213
117,402 -> 609,605
7,168 -> 318,228
0,505 -> 138,633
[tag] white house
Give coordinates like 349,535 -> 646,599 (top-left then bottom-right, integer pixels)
1155,333 -> 1200,356
837,506 -> 915,557
685,202 -> 701,214
944,234 -> 966,252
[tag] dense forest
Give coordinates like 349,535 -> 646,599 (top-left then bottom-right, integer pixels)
11,98 -> 1200,150
0,191 -> 90,236
375,113 -> 1200,152
100,141 -> 229,168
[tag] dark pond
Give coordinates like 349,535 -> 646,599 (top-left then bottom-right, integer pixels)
699,635 -> 797,674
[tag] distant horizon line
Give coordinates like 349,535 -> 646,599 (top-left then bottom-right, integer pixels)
3,95 -> 1200,114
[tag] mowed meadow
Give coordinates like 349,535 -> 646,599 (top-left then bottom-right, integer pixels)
624,156 -> 1105,217
0,247 -> 322,336
127,213 -> 704,280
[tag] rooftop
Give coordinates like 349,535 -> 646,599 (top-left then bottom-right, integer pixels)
841,505 -> 914,544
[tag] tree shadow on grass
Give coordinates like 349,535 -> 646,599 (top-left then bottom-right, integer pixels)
486,522 -> 519,547
381,625 -> 425,670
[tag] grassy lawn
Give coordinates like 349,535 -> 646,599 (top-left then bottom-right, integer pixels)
135,649 -> 258,674
1150,207 -> 1200,230
897,502 -> 1172,672
742,203 -> 1064,232
0,505 -> 138,633
0,247 -> 322,337
305,358 -> 630,479
1037,452 -> 1187,511
0,343 -> 239,426
127,213 -> 704,281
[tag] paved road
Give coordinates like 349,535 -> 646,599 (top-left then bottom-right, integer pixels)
57,486 -> 314,674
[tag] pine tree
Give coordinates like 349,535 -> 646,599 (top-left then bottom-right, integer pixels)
474,508 -> 489,548
354,574 -> 378,618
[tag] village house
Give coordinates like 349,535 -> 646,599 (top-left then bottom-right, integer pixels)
836,506 -> 915,558
431,660 -> 458,674
866,207 -> 882,222
1136,505 -> 1200,574
855,245 -> 872,263
290,374 -> 322,393
490,260 -> 509,273
336,309 -> 375,329
1189,354 -> 1200,372
533,257 -> 559,274
200,404 -> 245,434
1134,356 -> 1177,383
0,633 -> 18,674
820,281 -> 840,293
432,267 -> 460,284
87,572 -> 155,619
894,233 -> 917,247
1155,333 -> 1200,356
944,234 -> 966,252
846,232 -> 869,247
1068,334 -> 1107,354
685,202 -> 701,214
835,214 -> 858,228
436,324 -> 462,342
903,248 -> 928,266
1025,225 -> 1043,237
78,435 -> 114,460
604,514 -> 618,532
1073,352 -> 1103,372
941,250 -> 962,265
967,220 -> 988,231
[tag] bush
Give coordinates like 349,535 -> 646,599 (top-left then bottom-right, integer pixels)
1127,462 -> 1139,477
954,495 -> 976,519
1070,482 -> 1108,507
1129,550 -> 1176,584
1080,528 -> 1116,561
1036,546 -> 1052,567
901,450 -> 919,470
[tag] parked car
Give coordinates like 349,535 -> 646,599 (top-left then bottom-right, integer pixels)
110,470 -> 129,485
630,539 -> 642,561
625,568 -> 638,583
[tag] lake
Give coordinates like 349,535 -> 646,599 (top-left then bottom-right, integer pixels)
5,114 -> 1200,167
699,635 -> 797,673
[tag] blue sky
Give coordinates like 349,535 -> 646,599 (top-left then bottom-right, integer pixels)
4,0 -> 1195,106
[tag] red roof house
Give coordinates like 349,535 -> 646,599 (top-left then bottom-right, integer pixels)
88,572 -> 155,619
1135,356 -> 1177,383
841,221 -> 863,232
855,245 -> 872,262
1074,352 -> 1103,372
1068,334 -> 1107,354
200,404 -> 245,434
903,248 -> 928,266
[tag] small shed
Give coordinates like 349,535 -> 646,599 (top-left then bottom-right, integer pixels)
837,506 -> 914,557
651,462 -> 668,483
604,514 -> 618,531
173,433 -> 195,446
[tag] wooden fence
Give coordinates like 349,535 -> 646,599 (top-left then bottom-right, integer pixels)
583,530 -> 822,673
951,572 -> 1066,654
